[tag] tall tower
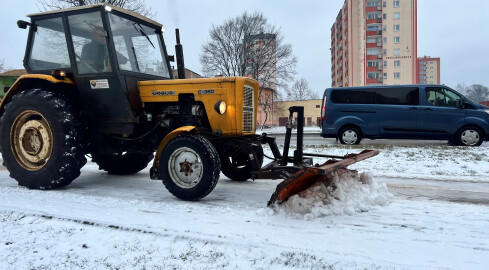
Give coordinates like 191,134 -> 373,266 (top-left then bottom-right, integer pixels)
331,0 -> 417,87
417,56 -> 440,84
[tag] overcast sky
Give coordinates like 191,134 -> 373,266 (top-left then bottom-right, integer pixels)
1,0 -> 489,95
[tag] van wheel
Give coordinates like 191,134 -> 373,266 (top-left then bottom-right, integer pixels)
339,127 -> 362,145
456,127 -> 483,146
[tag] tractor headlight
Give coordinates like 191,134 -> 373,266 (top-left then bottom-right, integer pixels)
51,70 -> 66,80
214,100 -> 226,114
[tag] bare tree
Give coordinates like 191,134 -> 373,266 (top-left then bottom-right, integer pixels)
284,77 -> 318,101
455,83 -> 469,95
466,84 -> 489,103
0,59 -> 7,73
200,12 -> 297,129
38,0 -> 155,18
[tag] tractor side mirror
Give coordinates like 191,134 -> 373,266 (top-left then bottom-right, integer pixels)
17,20 -> 29,29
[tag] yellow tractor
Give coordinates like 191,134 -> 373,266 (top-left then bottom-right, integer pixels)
0,4 -> 377,205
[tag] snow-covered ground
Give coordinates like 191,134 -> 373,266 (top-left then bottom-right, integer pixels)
0,143 -> 488,269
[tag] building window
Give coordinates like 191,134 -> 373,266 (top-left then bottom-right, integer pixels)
394,72 -> 400,79
394,24 -> 400,31
367,48 -> 382,55
383,1 -> 386,7
383,37 -> 387,43
383,13 -> 387,19
430,66 -> 434,69
394,60 -> 400,67
384,73 -> 387,79
393,36 -> 400,43
394,48 -> 400,55
384,60 -> 387,67
394,12 -> 400,20
383,49 -> 387,55
393,1 -> 400,7
316,105 -> 320,108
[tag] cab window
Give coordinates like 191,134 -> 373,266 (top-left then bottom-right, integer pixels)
426,87 -> 461,108
28,17 -> 71,71
68,12 -> 112,74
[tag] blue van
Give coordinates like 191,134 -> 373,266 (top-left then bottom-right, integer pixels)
320,85 -> 489,146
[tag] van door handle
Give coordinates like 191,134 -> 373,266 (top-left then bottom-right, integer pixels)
423,108 -> 432,111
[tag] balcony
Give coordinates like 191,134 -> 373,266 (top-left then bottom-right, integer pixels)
366,30 -> 382,36
366,7 -> 377,12
366,43 -> 378,48
366,19 -> 380,25
366,55 -> 379,60
367,66 -> 379,72
366,78 -> 380,84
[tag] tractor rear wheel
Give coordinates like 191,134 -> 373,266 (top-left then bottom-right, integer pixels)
220,144 -> 264,182
0,89 -> 86,189
92,152 -> 154,175
159,134 -> 220,201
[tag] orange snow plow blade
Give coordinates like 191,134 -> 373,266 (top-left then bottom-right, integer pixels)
267,150 -> 379,206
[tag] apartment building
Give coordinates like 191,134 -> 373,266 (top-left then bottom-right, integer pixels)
331,0 -> 417,87
417,56 -> 440,84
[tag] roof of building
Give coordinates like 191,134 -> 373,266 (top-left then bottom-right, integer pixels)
27,3 -> 162,28
0,69 -> 27,76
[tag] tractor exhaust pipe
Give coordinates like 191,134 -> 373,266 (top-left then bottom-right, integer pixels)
175,29 -> 186,79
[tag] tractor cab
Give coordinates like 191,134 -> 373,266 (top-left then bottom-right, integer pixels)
19,4 -> 173,134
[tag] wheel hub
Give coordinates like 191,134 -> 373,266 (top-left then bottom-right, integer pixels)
179,160 -> 194,176
461,130 -> 479,146
169,147 -> 203,188
12,111 -> 53,170
343,130 -> 357,144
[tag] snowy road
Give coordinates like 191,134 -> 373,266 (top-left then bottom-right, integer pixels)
1,164 -> 488,269
0,144 -> 488,269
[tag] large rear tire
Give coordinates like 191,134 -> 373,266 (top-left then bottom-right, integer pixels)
220,144 -> 264,182
159,134 -> 220,201
92,152 -> 154,175
0,89 -> 86,189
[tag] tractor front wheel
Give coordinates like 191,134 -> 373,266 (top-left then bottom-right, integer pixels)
159,134 -> 220,201
0,89 -> 86,189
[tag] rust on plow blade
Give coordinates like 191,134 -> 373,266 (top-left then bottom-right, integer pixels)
267,149 -> 379,206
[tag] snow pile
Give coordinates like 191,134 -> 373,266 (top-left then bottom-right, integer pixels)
274,169 -> 393,219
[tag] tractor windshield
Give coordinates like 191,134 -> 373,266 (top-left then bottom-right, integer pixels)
108,13 -> 170,78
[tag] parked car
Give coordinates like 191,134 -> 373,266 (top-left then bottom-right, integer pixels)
320,84 -> 489,146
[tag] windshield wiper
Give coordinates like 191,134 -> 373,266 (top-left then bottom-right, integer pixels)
133,22 -> 155,49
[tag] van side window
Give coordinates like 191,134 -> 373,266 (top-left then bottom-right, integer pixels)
375,87 -> 419,105
331,90 -> 375,104
426,87 -> 461,108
